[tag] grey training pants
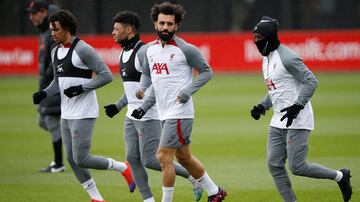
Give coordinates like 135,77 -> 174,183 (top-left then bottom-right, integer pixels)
61,118 -> 109,183
124,117 -> 190,200
267,126 -> 337,202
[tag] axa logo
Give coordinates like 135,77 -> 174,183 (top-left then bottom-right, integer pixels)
152,63 -> 169,75
56,64 -> 64,73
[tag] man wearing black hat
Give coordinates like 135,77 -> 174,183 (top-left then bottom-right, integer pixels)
26,1 -> 64,173
250,16 -> 352,202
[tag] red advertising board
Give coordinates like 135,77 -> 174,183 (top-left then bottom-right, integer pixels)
1,30 -> 360,75
0,36 -> 38,74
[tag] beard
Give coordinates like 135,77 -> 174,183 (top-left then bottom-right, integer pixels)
117,34 -> 140,51
118,38 -> 129,47
157,30 -> 175,41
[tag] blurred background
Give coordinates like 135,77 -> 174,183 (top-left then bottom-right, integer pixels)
1,0 -> 360,74
1,0 -> 360,35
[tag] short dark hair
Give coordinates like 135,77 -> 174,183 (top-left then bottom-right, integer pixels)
49,9 -> 78,35
113,11 -> 141,30
150,2 -> 185,24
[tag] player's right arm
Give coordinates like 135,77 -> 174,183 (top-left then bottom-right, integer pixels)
250,90 -> 273,120
104,93 -> 128,118
33,47 -> 60,104
115,93 -> 128,110
131,85 -> 156,119
141,85 -> 156,112
43,47 -> 60,96
259,93 -> 272,110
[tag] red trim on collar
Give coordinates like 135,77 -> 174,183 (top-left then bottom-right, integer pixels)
64,43 -> 71,48
155,38 -> 177,46
167,39 -> 177,46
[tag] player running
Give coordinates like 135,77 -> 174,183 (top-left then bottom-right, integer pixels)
104,11 -> 203,202
131,2 -> 227,202
250,16 -> 352,202
32,9 -> 135,202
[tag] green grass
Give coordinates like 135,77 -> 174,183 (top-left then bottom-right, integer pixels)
0,73 -> 359,202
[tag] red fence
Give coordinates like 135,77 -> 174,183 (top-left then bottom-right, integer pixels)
1,30 -> 360,75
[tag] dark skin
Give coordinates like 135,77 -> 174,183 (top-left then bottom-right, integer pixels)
254,32 -> 265,42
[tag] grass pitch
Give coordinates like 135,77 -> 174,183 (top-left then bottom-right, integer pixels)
0,73 -> 359,202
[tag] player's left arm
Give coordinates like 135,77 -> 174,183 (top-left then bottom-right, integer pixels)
283,53 -> 318,106
76,41 -> 113,92
178,44 -> 213,103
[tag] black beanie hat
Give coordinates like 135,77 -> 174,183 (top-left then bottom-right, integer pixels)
253,16 -> 279,38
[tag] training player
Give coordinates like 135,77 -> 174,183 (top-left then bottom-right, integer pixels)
104,11 -> 203,202
32,10 -> 135,202
131,2 -> 227,202
250,16 -> 352,202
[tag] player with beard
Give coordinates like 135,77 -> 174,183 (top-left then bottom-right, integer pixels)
104,11 -> 203,202
131,2 -> 227,202
250,16 -> 352,202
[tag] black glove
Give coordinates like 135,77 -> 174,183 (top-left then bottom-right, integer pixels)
104,104 -> 119,118
64,85 -> 84,98
33,90 -> 47,104
280,104 -> 304,127
131,108 -> 146,119
250,104 -> 266,120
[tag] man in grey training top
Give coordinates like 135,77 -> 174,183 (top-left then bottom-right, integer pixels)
104,10 -> 203,202
131,2 -> 227,202
250,16 -> 352,202
32,9 -> 134,202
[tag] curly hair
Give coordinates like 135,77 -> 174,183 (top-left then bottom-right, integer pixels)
113,11 -> 141,30
49,9 -> 78,35
150,2 -> 185,24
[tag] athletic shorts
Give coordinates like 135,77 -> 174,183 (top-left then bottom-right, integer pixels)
160,119 -> 193,148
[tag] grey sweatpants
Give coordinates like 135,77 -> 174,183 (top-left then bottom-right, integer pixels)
39,114 -> 61,142
267,126 -> 337,202
61,118 -> 109,183
124,117 -> 190,200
